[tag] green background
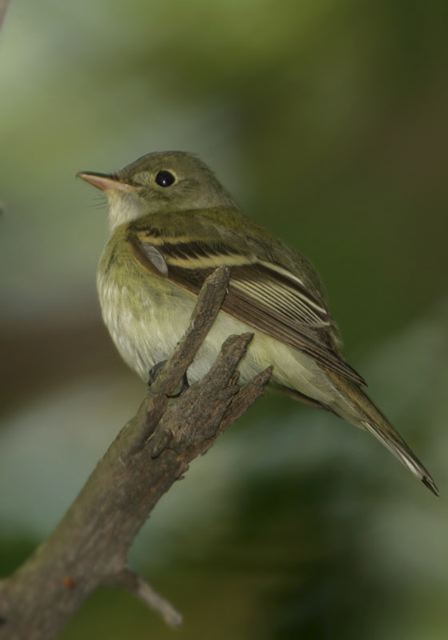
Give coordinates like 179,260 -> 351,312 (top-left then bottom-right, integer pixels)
1,1 -> 447,638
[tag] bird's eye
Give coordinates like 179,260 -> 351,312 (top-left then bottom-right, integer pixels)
155,170 -> 176,187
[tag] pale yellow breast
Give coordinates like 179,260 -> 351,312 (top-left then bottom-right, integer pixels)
96,232 -> 336,406
97,240 -> 190,380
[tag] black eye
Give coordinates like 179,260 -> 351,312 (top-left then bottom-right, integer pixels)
155,170 -> 176,187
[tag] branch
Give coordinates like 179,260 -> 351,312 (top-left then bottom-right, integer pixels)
105,568 -> 182,628
0,0 -> 10,30
0,267 -> 272,640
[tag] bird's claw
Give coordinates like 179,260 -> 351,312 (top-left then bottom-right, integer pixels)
148,361 -> 190,397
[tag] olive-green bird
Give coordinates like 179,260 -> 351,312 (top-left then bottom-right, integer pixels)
78,151 -> 437,495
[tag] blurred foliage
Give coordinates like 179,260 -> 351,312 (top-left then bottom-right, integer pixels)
1,0 -> 447,638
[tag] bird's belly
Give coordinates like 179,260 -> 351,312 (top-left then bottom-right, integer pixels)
98,273 -> 181,379
98,274 -> 333,404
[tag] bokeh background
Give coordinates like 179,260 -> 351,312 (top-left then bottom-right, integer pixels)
1,1 -> 448,638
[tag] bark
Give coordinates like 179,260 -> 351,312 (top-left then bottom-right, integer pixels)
0,267 -> 272,639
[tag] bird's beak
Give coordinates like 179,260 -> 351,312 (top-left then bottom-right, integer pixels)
76,171 -> 136,193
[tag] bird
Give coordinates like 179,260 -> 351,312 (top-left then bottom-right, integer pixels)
77,150 -> 438,496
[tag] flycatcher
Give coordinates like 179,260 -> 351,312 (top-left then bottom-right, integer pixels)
78,151 -> 437,495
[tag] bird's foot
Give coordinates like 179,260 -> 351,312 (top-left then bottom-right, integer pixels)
147,361 -> 190,398
147,360 -> 167,387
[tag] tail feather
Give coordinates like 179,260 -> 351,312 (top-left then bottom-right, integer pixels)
361,419 -> 438,496
324,372 -> 438,496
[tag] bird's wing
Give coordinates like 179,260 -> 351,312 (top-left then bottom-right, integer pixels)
127,213 -> 366,387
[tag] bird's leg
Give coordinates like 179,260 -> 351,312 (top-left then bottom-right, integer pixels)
147,360 -> 166,387
148,360 -> 190,398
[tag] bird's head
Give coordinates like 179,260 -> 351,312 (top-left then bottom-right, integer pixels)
77,151 -> 235,231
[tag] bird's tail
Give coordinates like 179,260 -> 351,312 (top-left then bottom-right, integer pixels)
326,373 -> 439,496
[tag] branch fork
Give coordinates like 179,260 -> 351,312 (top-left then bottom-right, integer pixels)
0,267 -> 272,640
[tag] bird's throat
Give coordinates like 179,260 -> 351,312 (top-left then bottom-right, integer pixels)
107,191 -> 146,233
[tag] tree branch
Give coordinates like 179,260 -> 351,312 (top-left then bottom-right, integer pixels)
0,267 -> 272,639
105,568 -> 183,628
0,0 -> 10,30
